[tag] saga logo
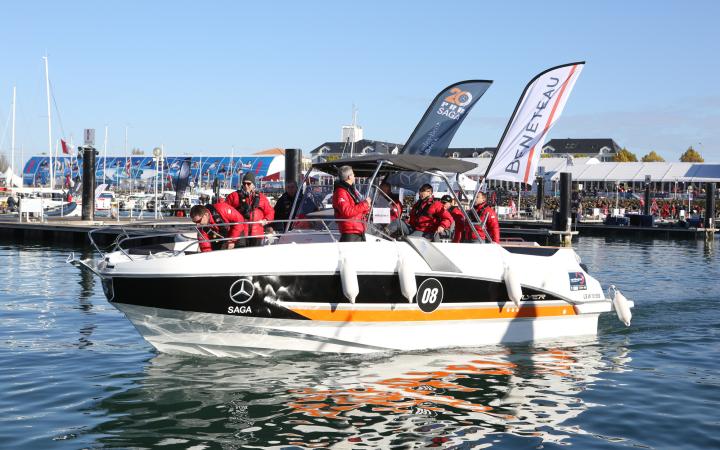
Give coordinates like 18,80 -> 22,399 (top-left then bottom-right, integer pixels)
437,87 -> 473,120
229,278 -> 255,304
228,305 -> 253,314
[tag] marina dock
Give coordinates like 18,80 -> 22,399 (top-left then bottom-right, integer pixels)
0,216 -> 190,246
0,214 -> 715,249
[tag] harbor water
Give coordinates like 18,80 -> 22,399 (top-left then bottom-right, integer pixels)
0,237 -> 718,449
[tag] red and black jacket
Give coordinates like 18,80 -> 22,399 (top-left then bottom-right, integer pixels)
465,202 -> 500,243
447,205 -> 466,243
225,189 -> 275,237
332,180 -> 369,235
197,203 -> 245,252
408,197 -> 452,234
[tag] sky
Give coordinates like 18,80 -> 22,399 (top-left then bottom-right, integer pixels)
0,0 -> 718,164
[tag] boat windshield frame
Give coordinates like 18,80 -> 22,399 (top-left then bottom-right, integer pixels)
290,155 -> 487,242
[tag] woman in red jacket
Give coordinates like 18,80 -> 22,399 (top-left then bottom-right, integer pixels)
189,203 -> 245,252
225,172 -> 275,247
332,166 -> 371,242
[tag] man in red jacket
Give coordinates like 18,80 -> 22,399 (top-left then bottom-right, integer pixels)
465,189 -> 500,243
189,204 -> 245,252
225,172 -> 275,247
332,165 -> 371,242
441,194 -> 466,243
407,184 -> 452,240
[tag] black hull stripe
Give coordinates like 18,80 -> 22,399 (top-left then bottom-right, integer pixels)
106,274 -> 561,318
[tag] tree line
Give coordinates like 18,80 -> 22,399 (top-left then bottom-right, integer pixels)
613,146 -> 705,163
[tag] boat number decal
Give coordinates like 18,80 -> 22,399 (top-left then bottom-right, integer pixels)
229,278 -> 255,304
568,272 -> 587,291
416,278 -> 443,313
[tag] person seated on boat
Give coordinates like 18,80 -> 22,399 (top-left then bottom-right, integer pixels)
407,184 -> 452,240
225,172 -> 275,247
332,165 -> 371,242
441,194 -> 465,243
464,188 -> 500,243
374,179 -> 408,236
189,204 -> 245,252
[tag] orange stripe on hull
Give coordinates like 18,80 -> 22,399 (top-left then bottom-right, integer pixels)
290,305 -> 576,322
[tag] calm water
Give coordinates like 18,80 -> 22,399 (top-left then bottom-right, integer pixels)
1,237 -> 718,449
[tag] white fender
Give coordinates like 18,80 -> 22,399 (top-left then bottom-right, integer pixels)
397,256 -> 417,303
340,257 -> 359,304
504,264 -> 522,307
612,289 -> 632,326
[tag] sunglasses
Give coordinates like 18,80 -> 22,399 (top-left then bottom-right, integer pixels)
243,181 -> 253,186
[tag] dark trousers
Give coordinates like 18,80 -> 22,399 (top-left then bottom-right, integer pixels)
245,237 -> 263,247
340,233 -> 365,242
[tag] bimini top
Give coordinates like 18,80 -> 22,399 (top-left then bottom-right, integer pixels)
313,154 -> 477,176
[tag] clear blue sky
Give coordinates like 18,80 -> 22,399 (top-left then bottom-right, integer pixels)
0,0 -> 718,162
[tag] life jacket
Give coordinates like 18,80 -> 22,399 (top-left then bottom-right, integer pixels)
234,190 -> 261,220
411,198 -> 434,220
204,204 -> 226,250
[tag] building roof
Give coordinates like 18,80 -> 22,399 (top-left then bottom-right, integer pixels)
442,147 -> 496,158
543,138 -> 621,155
253,147 -> 285,155
310,140 -> 403,157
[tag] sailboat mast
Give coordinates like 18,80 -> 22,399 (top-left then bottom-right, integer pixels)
124,125 -> 130,194
103,125 -> 108,185
43,56 -> 53,189
11,86 -> 16,184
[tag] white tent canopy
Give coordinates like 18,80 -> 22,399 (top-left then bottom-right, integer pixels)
462,157 -> 720,184
2,167 -> 23,188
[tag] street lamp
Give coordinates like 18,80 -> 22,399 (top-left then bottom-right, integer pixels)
153,147 -> 163,219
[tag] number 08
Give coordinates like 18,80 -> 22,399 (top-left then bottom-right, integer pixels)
421,288 -> 439,304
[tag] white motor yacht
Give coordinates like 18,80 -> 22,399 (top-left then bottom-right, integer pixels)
70,155 -> 633,357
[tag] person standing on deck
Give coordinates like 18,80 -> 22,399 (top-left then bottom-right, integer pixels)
225,172 -> 275,247
332,166 -> 371,242
465,188 -> 500,243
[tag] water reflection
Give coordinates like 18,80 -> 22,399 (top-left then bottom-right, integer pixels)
86,341 -> 627,448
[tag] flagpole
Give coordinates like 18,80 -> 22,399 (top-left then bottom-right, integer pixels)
43,56 -> 53,190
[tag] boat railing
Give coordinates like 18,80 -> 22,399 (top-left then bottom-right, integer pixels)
89,217 -> 394,259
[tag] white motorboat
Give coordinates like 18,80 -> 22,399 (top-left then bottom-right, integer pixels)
70,155 -> 633,357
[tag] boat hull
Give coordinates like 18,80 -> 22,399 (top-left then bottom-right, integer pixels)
113,301 -> 602,357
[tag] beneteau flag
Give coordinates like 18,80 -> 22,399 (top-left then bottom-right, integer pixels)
61,139 -> 70,154
402,80 -> 492,156
485,62 -> 584,184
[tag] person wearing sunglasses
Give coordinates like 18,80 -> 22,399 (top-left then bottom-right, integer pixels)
225,172 -> 275,247
189,203 -> 245,252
